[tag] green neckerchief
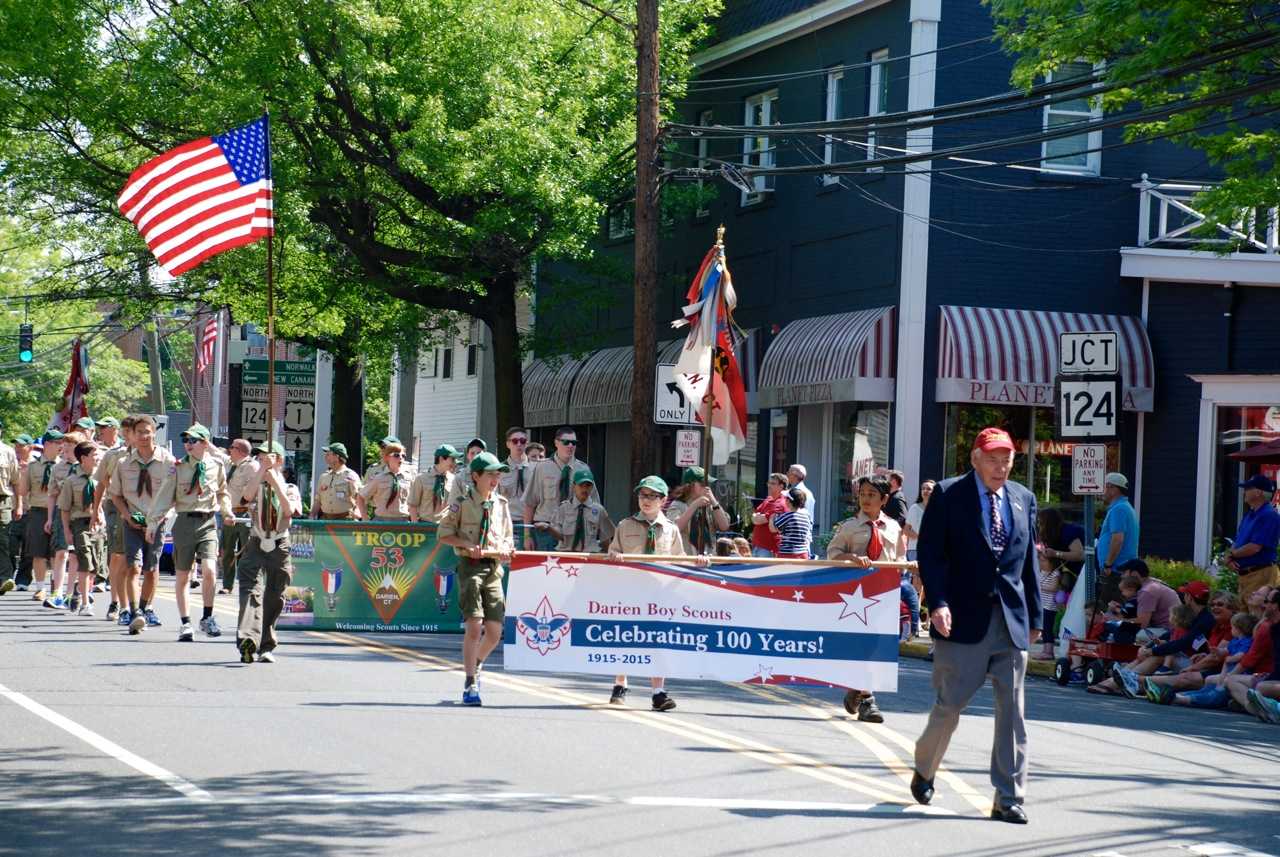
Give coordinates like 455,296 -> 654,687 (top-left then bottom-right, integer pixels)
260,482 -> 281,531
227,462 -> 238,483
690,506 -> 714,555
635,514 -> 658,555
558,464 -> 571,503
479,499 -> 493,547
388,472 -> 401,509
185,456 -> 206,495
82,476 -> 96,510
433,473 -> 447,502
515,462 -> 525,494
571,502 -> 587,551
41,461 -> 53,489
136,458 -> 153,497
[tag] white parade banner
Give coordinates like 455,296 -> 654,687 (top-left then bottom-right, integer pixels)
502,555 -> 902,691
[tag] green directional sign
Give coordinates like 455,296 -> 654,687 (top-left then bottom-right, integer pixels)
241,358 -> 316,386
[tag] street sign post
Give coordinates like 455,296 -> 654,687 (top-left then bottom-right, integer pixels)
675,429 -> 701,467
654,363 -> 698,426
1071,444 -> 1106,496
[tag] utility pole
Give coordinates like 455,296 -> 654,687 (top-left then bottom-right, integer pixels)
146,319 -> 166,414
629,0 -> 660,496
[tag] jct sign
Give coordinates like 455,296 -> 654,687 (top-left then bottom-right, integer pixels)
1071,444 -> 1107,496
1059,331 -> 1118,375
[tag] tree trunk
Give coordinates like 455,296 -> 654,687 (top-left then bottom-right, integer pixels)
486,271 -> 524,434
630,0 -> 660,503
330,350 -> 366,475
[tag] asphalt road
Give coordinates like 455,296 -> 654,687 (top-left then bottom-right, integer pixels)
2,583 -> 1278,857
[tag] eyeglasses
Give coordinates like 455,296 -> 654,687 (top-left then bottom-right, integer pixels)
557,438 -> 577,446
509,437 -> 528,445
182,438 -> 199,445
637,491 -> 663,501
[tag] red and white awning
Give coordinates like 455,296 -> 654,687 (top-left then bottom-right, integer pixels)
936,305 -> 1154,412
757,307 -> 896,408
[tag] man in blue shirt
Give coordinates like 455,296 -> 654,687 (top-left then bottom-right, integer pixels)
1097,472 -> 1140,606
1226,474 -> 1280,603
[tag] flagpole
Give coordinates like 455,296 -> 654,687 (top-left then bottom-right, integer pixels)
702,224 -> 725,470
264,109 -> 276,451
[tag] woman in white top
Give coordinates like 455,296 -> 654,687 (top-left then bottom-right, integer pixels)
902,479 -> 936,561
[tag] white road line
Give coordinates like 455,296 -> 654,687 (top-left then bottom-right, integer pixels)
0,680 -> 214,802
22,790 -> 956,814
1183,843 -> 1277,857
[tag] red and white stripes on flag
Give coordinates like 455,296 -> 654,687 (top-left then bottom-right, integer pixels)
196,314 -> 218,377
117,116 -> 273,277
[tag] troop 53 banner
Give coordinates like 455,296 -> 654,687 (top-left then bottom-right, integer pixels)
503,556 -> 902,691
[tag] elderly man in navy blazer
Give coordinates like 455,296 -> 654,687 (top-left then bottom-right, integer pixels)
911,427 -> 1042,824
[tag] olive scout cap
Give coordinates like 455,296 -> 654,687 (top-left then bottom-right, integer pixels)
467,437 -> 487,451
380,435 -> 400,447
96,417 -> 120,428
14,434 -> 34,446
254,440 -> 286,455
321,442 -> 348,459
181,423 -> 212,442
573,467 -> 595,485
75,417 -> 97,431
635,475 -> 669,496
42,429 -> 64,444
682,466 -> 712,484
468,451 -> 510,474
434,444 -> 461,460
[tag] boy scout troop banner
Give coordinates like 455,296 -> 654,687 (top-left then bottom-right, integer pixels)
503,556 -> 902,691
280,520 -> 463,633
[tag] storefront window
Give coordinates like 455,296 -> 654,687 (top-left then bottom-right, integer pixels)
944,403 -> 1119,532
1211,405 -> 1280,547
832,402 -> 891,524
712,420 -> 759,530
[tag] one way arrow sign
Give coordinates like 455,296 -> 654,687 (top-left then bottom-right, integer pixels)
654,363 -> 697,426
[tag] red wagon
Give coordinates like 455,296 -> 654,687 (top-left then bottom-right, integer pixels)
1053,637 -> 1141,687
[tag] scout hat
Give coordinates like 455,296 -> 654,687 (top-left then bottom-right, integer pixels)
254,440 -> 286,455
42,429 -> 64,444
434,444 -> 460,461
96,417 -> 120,428
572,467 -> 595,485
682,466 -> 713,484
380,435 -> 400,447
468,451 -> 510,474
74,417 -> 97,431
13,433 -> 33,446
973,427 -> 1015,452
181,423 -> 212,442
634,475 -> 669,496
321,442 -> 348,459
466,437 -> 487,452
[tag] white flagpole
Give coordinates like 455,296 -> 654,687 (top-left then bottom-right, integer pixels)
210,309 -> 225,434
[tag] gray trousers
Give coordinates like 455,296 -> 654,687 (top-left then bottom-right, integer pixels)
914,605 -> 1029,809
236,537 -> 291,654
0,509 -> 12,584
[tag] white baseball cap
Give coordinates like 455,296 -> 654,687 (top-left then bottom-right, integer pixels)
1104,472 -> 1128,489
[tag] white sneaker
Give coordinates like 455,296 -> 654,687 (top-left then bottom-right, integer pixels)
178,621 -> 194,642
257,651 -> 275,663
77,604 -> 93,617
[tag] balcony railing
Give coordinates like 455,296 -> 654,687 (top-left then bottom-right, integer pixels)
1136,175 -> 1278,254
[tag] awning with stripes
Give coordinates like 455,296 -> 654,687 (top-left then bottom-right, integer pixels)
936,305 -> 1155,412
523,355 -> 586,427
757,307 -> 897,408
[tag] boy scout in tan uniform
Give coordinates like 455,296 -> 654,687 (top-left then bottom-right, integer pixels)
665,467 -> 731,557
108,416 -> 175,634
219,439 -> 259,593
357,441 -> 415,520
9,435 -> 35,592
147,423 -> 231,642
550,468 -> 615,553
93,416 -> 134,621
498,428 -> 533,548
20,429 -> 64,602
364,436 -> 397,482
409,445 -> 459,524
0,422 -> 20,594
44,432 -> 83,608
236,441 -> 301,664
315,442 -> 362,520
522,427 -> 598,551
826,475 -> 903,725
606,475 -> 697,711
58,441 -> 103,616
438,452 -> 514,706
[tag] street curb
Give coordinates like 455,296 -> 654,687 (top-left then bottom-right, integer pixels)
898,639 -> 1056,678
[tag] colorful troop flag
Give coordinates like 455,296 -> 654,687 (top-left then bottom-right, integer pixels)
671,239 -> 749,465
49,338 -> 90,432
117,115 -> 274,277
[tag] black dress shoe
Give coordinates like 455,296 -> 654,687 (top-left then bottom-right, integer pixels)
990,804 -> 1028,824
910,771 -> 934,805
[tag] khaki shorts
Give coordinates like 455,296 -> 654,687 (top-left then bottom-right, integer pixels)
50,516 -> 67,552
456,558 -> 505,623
69,518 -> 102,576
24,508 -> 53,560
1238,564 -> 1280,604
171,512 -> 218,571
105,508 -> 125,556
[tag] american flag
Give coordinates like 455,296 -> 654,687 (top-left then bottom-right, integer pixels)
197,313 -> 218,376
117,116 -> 273,277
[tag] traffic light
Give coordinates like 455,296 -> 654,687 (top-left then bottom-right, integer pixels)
17,323 -> 33,363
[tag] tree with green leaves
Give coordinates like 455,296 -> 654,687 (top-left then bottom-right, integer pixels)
988,0 -> 1280,234
0,0 -> 718,436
